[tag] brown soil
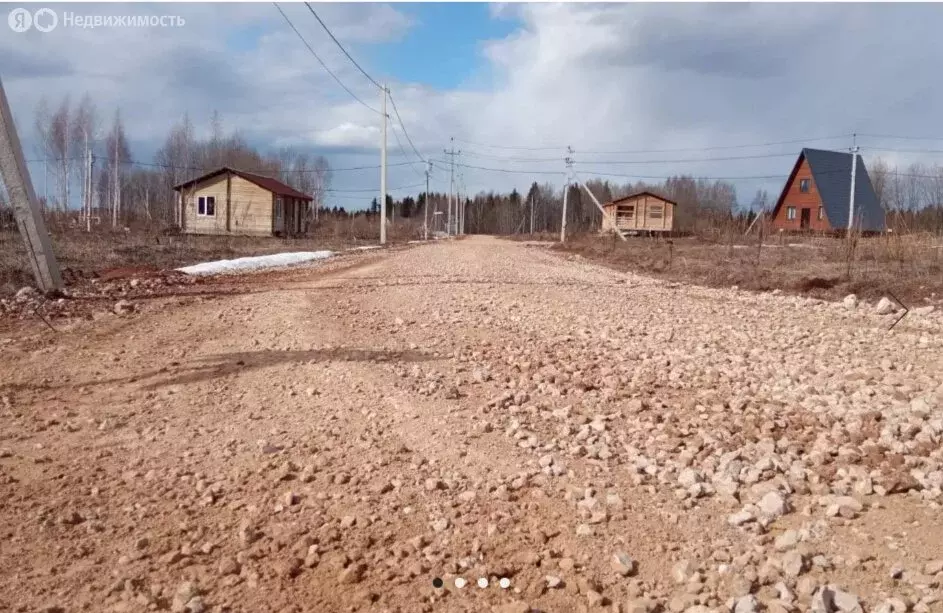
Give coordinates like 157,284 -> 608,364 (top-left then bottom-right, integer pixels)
0,237 -> 941,613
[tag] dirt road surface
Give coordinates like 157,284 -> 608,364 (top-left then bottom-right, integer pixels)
2,236 -> 942,613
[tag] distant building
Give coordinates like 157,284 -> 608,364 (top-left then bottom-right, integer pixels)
601,191 -> 676,234
173,167 -> 313,237
770,148 -> 885,233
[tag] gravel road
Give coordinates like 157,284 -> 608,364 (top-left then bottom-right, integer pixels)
1,235 -> 942,613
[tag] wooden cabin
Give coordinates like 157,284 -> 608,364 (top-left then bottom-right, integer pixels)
770,148 -> 885,233
601,191 -> 676,234
173,167 -> 313,237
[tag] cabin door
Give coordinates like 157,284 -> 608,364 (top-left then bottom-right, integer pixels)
274,197 -> 285,234
800,208 -> 811,229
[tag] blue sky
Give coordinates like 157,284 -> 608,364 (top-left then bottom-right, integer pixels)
366,3 -> 518,90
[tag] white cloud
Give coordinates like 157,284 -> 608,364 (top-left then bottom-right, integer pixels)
3,3 -> 943,207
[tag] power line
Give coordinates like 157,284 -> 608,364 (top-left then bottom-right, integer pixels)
430,159 -> 561,176
460,150 -> 562,163
304,2 -> 383,91
573,152 -> 798,165
26,157 -> 414,174
434,159 -> 943,183
451,139 -> 567,152
863,147 -> 943,156
386,90 -> 426,163
389,122 -> 426,179
327,181 -> 425,194
857,133 -> 943,143
273,2 -> 381,115
453,134 -> 851,155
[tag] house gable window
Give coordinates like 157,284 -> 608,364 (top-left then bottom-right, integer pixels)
799,179 -> 810,193
818,206 -> 824,220
198,196 -> 216,216
787,206 -> 796,220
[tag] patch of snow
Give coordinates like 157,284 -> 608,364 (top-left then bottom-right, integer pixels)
347,245 -> 382,251
176,251 -> 334,276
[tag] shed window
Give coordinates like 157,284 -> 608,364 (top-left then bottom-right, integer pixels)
615,204 -> 635,219
787,206 -> 796,220
198,196 -> 215,216
649,203 -> 664,219
799,179 -> 810,193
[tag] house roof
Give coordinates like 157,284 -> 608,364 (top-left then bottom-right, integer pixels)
606,190 -> 678,207
774,149 -> 885,231
172,167 -> 313,201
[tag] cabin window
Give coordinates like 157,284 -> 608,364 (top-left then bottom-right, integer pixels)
799,179 -> 810,193
198,196 -> 215,216
787,206 -> 796,220
649,204 -> 664,219
818,206 -> 824,220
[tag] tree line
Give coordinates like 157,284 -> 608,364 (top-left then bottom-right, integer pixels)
360,159 -> 943,237
29,94 -> 332,230
6,93 -> 943,238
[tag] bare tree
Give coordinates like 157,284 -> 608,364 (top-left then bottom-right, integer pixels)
49,97 -> 72,213
71,94 -> 98,228
869,157 -> 891,211
154,113 -> 194,226
904,162 -> 926,211
98,109 -> 132,227
311,156 -> 330,222
750,189 -> 769,213
33,97 -> 54,210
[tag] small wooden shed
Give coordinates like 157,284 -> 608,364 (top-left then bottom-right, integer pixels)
601,191 -> 676,234
173,167 -> 313,237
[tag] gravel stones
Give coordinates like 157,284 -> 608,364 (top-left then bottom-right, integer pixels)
611,551 -> 638,577
759,491 -> 789,520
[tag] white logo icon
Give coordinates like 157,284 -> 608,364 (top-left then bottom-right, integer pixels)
33,8 -> 57,32
454,577 -> 467,589
477,577 -> 489,588
8,7 -> 32,32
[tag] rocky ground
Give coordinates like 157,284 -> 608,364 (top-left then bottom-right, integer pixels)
1,236 -> 941,613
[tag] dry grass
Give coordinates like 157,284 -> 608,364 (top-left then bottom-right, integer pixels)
554,231 -> 943,306
0,219 -> 420,294
506,231 -> 561,243
308,214 -> 424,243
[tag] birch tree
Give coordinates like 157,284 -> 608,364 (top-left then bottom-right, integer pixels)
49,97 -> 72,212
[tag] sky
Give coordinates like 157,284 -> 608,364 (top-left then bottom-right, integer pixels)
3,2 -> 943,211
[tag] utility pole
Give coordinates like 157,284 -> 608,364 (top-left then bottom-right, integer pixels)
444,138 -> 456,236
560,146 -> 573,243
86,150 -> 94,233
529,189 -> 535,235
423,160 -> 432,240
379,83 -> 388,245
0,75 -> 62,292
457,169 -> 464,235
116,141 -> 121,227
847,133 -> 859,234
112,131 -> 118,228
83,128 -> 89,231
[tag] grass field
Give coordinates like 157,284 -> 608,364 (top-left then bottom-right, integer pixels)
551,231 -> 943,306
